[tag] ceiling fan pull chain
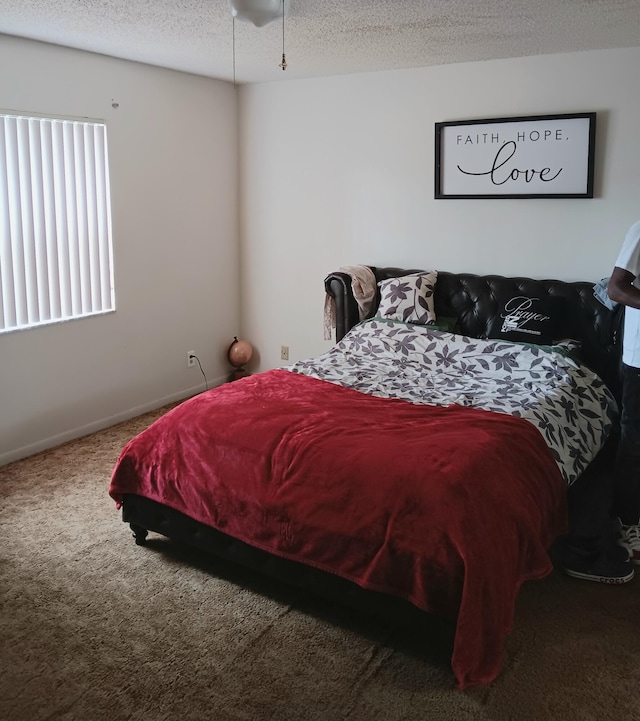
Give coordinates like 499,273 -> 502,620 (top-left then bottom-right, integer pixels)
279,0 -> 287,70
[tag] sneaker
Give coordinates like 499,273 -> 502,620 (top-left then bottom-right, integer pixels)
560,542 -> 634,584
618,521 -> 640,565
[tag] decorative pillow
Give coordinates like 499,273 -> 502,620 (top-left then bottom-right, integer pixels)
428,316 -> 458,333
486,295 -> 561,345
377,271 -> 438,325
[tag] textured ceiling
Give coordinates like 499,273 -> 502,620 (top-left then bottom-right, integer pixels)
1,0 -> 640,84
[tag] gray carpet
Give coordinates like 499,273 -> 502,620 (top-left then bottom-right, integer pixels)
1,406 -> 639,721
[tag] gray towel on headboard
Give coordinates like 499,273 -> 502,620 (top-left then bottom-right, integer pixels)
323,265 -> 377,340
593,277 -> 618,310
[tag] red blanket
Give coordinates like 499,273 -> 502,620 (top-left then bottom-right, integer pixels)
110,369 -> 567,688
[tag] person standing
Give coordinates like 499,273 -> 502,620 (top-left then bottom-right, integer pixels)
607,219 -> 640,566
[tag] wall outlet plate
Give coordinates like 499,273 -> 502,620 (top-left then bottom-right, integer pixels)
187,350 -> 196,368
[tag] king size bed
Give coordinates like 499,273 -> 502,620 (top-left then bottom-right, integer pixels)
109,266 -> 622,688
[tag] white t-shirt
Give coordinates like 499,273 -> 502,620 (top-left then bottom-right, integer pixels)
614,220 -> 640,367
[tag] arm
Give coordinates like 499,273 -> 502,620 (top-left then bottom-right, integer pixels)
608,266 -> 640,309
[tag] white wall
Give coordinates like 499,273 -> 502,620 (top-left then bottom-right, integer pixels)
0,36 -> 238,464
239,47 -> 640,370
3,40 -> 640,464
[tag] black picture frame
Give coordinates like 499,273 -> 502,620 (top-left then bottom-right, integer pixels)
434,112 -> 596,199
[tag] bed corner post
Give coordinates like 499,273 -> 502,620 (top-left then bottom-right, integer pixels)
130,524 -> 148,546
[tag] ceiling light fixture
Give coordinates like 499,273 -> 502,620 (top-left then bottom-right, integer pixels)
228,0 -> 288,29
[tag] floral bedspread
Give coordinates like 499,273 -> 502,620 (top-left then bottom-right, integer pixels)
289,318 -> 617,485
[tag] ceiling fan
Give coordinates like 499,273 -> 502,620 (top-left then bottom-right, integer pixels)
228,0 -> 291,75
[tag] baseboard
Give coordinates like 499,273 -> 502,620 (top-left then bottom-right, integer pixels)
0,374 -> 227,467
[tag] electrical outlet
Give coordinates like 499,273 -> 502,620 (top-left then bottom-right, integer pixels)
187,350 -> 196,368
280,345 -> 289,361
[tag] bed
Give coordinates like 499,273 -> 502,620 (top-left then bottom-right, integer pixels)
109,266 -> 622,688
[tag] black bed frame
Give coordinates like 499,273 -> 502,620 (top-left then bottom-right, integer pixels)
122,267 -> 623,633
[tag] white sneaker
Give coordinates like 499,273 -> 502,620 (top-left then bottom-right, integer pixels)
618,521 -> 640,565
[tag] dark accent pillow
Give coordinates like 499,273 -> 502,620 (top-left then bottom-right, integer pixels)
487,296 -> 560,345
428,316 -> 458,333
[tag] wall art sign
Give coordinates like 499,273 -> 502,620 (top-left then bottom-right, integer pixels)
434,112 -> 596,199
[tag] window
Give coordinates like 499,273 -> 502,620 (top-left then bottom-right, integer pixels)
0,112 -> 115,333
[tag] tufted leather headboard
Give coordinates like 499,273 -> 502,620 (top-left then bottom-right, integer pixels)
324,266 -> 624,401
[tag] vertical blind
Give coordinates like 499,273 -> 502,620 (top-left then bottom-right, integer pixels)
0,113 -> 115,333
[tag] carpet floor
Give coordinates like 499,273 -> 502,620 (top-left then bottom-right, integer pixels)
1,405 -> 638,721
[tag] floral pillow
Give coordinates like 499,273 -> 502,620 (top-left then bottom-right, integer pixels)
377,271 -> 438,325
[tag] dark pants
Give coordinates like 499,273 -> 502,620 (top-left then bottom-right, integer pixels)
612,362 -> 640,524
